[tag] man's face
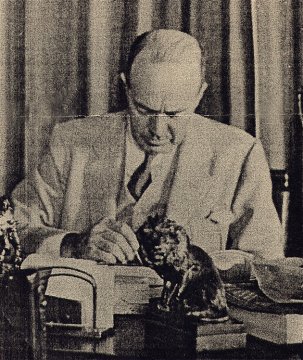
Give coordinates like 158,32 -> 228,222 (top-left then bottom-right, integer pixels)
126,61 -> 205,154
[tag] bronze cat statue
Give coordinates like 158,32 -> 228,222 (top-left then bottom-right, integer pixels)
136,215 -> 229,322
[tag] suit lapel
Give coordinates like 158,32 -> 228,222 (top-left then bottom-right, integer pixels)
85,114 -> 127,226
166,116 -> 215,228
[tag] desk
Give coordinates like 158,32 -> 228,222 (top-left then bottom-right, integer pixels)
45,315 -> 303,360
0,275 -> 302,360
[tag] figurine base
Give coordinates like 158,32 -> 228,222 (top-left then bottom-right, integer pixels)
145,299 -> 247,352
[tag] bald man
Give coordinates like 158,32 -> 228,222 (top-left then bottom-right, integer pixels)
12,30 -> 284,272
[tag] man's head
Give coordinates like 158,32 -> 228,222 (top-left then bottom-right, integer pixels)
121,29 -> 207,154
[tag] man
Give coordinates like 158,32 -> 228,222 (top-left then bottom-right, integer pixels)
12,29 -> 284,268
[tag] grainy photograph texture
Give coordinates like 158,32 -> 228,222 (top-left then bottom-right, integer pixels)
0,1 -> 302,359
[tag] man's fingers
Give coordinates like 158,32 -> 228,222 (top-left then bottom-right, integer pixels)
90,218 -> 140,263
83,247 -> 117,264
117,222 -> 139,253
100,229 -> 135,261
97,251 -> 117,264
91,218 -> 113,234
92,234 -> 127,264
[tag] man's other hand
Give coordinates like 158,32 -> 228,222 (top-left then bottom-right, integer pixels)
81,218 -> 139,264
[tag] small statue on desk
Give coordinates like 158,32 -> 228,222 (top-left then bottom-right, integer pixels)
0,196 -> 23,275
136,215 -> 229,322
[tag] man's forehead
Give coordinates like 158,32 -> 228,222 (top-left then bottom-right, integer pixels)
131,30 -> 202,68
132,97 -> 195,114
129,62 -> 202,112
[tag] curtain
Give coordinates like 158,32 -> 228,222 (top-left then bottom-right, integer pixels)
0,1 -> 25,194
0,0 -> 301,252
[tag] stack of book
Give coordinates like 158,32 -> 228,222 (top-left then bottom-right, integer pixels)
225,282 -> 303,344
113,265 -> 162,315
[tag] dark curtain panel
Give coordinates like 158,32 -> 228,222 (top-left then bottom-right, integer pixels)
0,0 -> 25,193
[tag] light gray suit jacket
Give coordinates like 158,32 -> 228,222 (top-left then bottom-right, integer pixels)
12,112 -> 284,259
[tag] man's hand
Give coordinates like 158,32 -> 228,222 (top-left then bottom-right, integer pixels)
81,218 -> 139,264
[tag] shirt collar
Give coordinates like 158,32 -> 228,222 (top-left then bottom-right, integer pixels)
125,121 -> 176,182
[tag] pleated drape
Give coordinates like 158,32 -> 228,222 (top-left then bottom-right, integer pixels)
252,0 -> 295,170
0,0 -> 25,194
24,0 -> 88,178
18,0 -> 296,175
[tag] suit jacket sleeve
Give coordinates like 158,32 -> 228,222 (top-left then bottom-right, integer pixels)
12,124 -> 72,258
229,140 -> 284,259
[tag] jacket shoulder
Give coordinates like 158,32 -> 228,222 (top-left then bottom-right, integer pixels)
194,115 -> 256,153
51,112 -> 127,146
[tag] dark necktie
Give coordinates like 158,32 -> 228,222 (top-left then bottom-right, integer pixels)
128,153 -> 154,201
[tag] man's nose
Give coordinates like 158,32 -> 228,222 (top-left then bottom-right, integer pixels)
149,115 -> 169,138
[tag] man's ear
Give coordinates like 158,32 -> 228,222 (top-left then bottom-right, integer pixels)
197,82 -> 208,102
120,72 -> 127,87
192,82 -> 208,110
120,72 -> 130,98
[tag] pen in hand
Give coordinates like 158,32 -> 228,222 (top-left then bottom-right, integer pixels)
134,250 -> 143,265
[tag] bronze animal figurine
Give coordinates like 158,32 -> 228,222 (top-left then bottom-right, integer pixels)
0,196 -> 23,274
136,215 -> 229,322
